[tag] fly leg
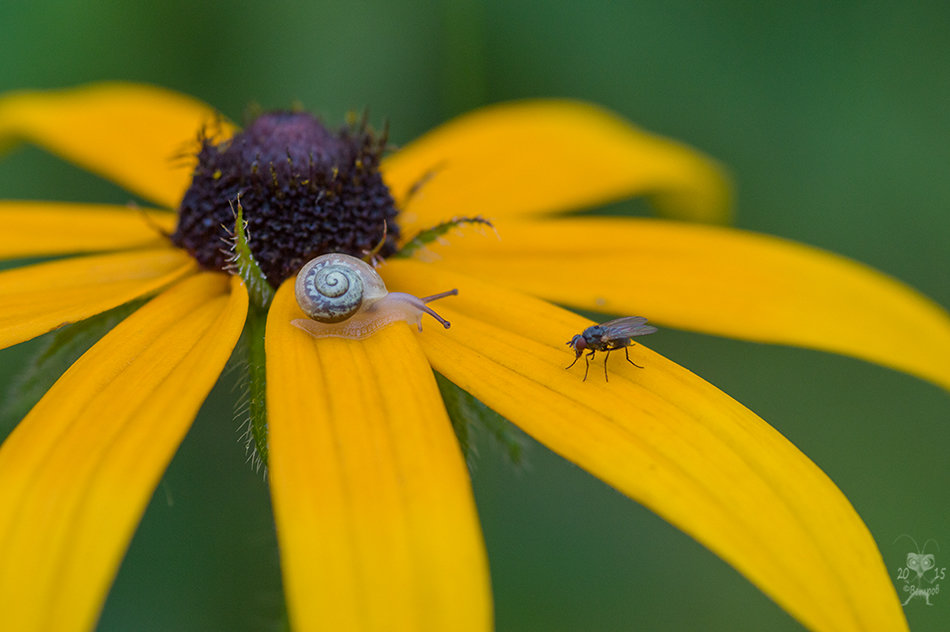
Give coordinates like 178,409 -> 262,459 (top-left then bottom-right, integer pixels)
583,350 -> 595,381
624,345 -> 644,369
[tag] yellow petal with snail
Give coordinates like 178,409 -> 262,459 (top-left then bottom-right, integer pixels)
267,281 -> 492,631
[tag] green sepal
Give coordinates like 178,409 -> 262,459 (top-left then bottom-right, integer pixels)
0,299 -> 145,438
232,302 -> 269,471
226,200 -> 275,470
435,372 -> 525,469
393,216 -> 495,259
246,303 -> 269,468
229,197 -> 275,309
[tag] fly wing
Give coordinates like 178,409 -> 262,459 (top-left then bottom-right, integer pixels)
600,316 -> 658,339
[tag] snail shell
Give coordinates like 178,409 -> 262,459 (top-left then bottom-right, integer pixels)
295,253 -> 386,323
292,253 -> 457,340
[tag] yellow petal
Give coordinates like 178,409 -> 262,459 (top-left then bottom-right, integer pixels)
0,247 -> 196,350
0,83 -> 234,209
383,259 -> 908,632
0,273 -> 247,632
266,281 -> 492,632
0,200 -> 176,259
420,217 -> 950,391
382,100 -> 731,228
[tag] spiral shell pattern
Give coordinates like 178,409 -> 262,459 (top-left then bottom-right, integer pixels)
295,256 -> 364,323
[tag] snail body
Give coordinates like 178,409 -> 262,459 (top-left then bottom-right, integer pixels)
292,253 -> 456,340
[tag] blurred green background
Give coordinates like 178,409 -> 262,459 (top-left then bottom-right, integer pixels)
1,1 -> 948,630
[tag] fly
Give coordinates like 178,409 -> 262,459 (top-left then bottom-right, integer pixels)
566,316 -> 658,381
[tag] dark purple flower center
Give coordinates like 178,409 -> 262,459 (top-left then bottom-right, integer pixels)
171,111 -> 399,285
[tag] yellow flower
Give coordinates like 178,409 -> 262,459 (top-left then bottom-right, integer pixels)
1,82 -> 947,631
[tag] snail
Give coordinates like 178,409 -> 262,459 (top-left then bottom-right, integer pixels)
291,253 -> 457,339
